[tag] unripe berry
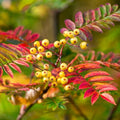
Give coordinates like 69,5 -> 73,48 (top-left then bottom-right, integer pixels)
38,46 -> 44,52
57,77 -> 61,84
43,77 -> 49,83
64,84 -> 72,91
44,64 -> 49,70
61,77 -> 68,84
68,66 -> 74,72
80,42 -> 88,50
36,54 -> 43,61
35,71 -> 42,78
45,51 -> 52,58
63,31 -> 69,37
26,54 -> 32,61
60,63 -> 67,71
47,71 -> 52,77
73,29 -> 80,35
42,70 -> 48,77
60,39 -> 66,45
68,31 -> 74,38
34,41 -> 40,47
70,37 -> 78,44
50,76 -> 56,82
51,82 -> 57,87
59,71 -> 65,77
42,39 -> 49,47
54,41 -> 60,48
30,47 -> 37,54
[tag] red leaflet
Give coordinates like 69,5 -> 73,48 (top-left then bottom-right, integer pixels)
89,10 -> 95,22
47,43 -> 54,49
91,92 -> 99,105
3,65 -> 13,78
75,11 -> 83,27
87,24 -> 103,33
84,71 -> 110,78
9,63 -> 21,73
12,83 -> 25,87
68,76 -> 85,84
29,33 -> 40,42
80,27 -> 93,40
89,76 -> 113,82
79,82 -> 91,89
100,93 -> 116,105
14,26 -> 24,35
73,76 -> 85,84
19,88 -> 29,91
99,86 -> 117,93
78,30 -> 87,41
64,19 -> 75,30
74,63 -> 101,70
0,66 -> 3,77
60,28 -> 68,34
14,60 -> 29,67
84,88 -> 95,98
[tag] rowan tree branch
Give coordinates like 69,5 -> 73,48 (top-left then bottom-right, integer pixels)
107,97 -> 120,120
17,86 -> 50,120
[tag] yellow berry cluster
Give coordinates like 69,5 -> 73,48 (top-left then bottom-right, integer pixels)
26,39 -> 52,61
53,39 -> 67,48
56,63 -> 74,90
63,29 -> 88,50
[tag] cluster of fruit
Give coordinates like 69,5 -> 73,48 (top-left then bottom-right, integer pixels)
26,39 -> 52,61
63,29 -> 88,50
35,62 -> 74,91
25,30 -> 87,91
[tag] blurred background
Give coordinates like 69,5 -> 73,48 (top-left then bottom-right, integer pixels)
0,0 -> 120,120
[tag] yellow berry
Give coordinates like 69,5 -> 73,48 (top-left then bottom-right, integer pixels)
43,77 -> 49,83
35,71 -> 42,78
44,64 -> 49,70
64,84 -> 72,91
57,77 -> 61,84
50,76 -> 56,82
38,46 -> 44,52
42,70 -> 48,77
73,29 -> 80,35
30,47 -> 37,54
36,54 -> 43,61
47,71 -> 52,77
34,41 -> 40,47
51,82 -> 57,87
68,31 -> 74,38
63,31 -> 69,37
80,42 -> 88,50
54,41 -> 60,48
60,39 -> 66,45
68,66 -> 74,72
70,37 -> 78,44
61,77 -> 68,84
42,39 -> 49,47
60,63 -> 67,71
37,99 -> 42,104
59,71 -> 65,77
45,51 -> 52,58
26,54 -> 32,61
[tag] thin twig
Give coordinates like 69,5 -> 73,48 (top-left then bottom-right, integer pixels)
67,96 -> 88,120
17,86 -> 50,120
107,97 -> 120,120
